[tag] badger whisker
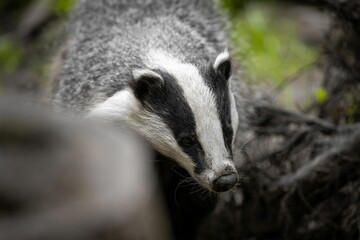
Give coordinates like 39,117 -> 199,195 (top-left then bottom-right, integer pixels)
170,168 -> 189,179
174,177 -> 191,207
200,189 -> 211,201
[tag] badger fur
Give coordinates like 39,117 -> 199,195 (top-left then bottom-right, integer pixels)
54,0 -> 240,193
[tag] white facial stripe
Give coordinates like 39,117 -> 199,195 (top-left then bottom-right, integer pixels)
87,90 -> 136,122
145,51 -> 230,171
213,49 -> 230,70
87,89 -> 195,172
229,83 -> 239,144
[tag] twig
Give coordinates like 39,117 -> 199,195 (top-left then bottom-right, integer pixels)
274,62 -> 318,94
260,130 -> 309,162
250,104 -> 337,134
272,127 -> 360,189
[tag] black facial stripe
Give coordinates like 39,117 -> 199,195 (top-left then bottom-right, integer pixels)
202,66 -> 234,157
140,69 -> 207,173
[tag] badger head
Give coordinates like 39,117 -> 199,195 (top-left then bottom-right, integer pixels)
90,50 -> 239,192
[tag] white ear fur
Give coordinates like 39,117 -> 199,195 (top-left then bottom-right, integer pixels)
131,69 -> 164,101
213,49 -> 230,70
132,69 -> 164,84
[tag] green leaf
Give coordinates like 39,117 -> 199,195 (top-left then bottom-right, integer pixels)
314,87 -> 329,103
52,0 -> 76,15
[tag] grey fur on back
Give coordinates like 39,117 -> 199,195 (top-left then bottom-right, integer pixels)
53,0 -> 229,112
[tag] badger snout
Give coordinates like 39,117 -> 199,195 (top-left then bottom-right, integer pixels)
212,172 -> 238,192
198,164 -> 239,192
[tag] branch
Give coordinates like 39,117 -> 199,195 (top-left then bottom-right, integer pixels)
272,126 -> 360,189
249,104 -> 337,134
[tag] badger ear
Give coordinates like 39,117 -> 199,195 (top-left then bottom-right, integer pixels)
131,69 -> 164,102
213,50 -> 231,80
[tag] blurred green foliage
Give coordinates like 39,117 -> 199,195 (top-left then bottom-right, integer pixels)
52,0 -> 76,16
314,87 -> 328,103
0,0 -> 76,77
225,4 -> 319,86
0,38 -> 23,73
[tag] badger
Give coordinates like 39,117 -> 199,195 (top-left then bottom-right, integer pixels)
53,0 -> 240,193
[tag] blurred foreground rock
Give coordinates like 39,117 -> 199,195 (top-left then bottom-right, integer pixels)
0,97 -> 170,240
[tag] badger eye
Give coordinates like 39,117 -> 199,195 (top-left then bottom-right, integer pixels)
180,136 -> 196,147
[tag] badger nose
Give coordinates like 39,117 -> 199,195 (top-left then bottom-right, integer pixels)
212,172 -> 238,192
